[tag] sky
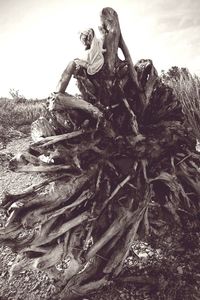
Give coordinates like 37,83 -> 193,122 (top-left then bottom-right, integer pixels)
0,0 -> 200,99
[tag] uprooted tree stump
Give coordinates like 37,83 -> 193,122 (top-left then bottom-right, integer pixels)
1,7 -> 200,300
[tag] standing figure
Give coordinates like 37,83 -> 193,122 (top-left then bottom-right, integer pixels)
56,28 -> 106,94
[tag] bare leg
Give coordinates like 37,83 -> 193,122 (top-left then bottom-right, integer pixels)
56,60 -> 76,93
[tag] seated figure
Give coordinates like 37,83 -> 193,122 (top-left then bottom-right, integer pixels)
56,28 -> 106,94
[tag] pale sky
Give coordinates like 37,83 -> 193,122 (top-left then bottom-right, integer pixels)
0,0 -> 200,99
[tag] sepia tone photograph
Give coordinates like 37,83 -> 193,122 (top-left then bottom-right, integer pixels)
0,0 -> 200,299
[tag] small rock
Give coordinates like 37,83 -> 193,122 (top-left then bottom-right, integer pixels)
177,266 -> 183,274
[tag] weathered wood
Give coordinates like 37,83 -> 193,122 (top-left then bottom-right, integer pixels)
3,174 -> 69,206
119,33 -> 141,90
135,59 -> 158,111
86,212 -> 131,260
34,212 -> 89,247
49,92 -> 103,120
12,164 -> 72,173
100,7 -> 139,89
122,97 -> 139,135
31,116 -> 56,142
34,243 -> 64,269
32,129 -> 87,147
44,189 -> 94,222
100,7 -> 121,75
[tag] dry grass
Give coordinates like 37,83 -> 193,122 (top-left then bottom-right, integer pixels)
168,72 -> 200,141
0,97 -> 47,144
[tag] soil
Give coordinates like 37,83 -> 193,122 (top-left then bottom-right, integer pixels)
0,136 -> 59,300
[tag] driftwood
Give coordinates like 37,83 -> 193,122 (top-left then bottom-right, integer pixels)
1,6 -> 200,300
48,93 -> 103,121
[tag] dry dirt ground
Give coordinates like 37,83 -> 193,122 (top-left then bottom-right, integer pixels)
0,137 -> 154,300
0,136 -> 59,300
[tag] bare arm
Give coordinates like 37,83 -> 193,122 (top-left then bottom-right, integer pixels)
74,59 -> 88,69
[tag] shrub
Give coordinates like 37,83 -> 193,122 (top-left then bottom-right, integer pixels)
163,68 -> 200,142
0,97 -> 48,144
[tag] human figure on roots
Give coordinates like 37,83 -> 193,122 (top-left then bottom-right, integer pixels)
56,28 -> 106,94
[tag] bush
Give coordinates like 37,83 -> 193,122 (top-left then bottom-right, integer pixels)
162,68 -> 200,142
0,97 -> 47,144
9,88 -> 25,102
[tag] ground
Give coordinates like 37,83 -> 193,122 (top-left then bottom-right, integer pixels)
0,136 -> 58,300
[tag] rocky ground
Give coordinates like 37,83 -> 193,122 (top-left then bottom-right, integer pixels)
0,136 -> 58,300
0,136 -> 200,300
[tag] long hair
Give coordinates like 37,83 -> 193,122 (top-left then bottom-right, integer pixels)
80,28 -> 95,50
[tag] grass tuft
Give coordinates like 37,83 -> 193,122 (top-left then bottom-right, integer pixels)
167,71 -> 200,141
0,98 -> 48,145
